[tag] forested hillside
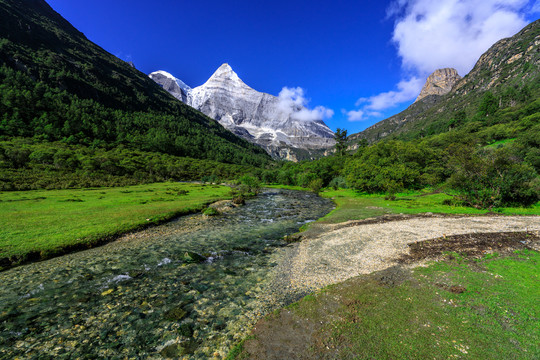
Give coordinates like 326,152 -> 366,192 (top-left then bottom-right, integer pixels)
350,20 -> 539,144
0,0 -> 270,180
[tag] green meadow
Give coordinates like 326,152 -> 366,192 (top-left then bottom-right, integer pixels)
0,182 -> 230,268
267,186 -> 540,226
318,189 -> 540,224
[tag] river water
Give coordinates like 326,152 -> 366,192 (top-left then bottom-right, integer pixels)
0,189 -> 333,359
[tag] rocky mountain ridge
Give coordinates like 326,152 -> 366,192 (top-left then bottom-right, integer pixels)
150,64 -> 335,161
349,19 -> 539,145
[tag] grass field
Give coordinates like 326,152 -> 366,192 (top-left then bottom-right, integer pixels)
0,182 -> 230,269
318,189 -> 540,224
233,250 -> 540,359
319,251 -> 539,359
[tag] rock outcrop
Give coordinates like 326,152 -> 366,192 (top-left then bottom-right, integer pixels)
150,64 -> 335,160
414,68 -> 461,103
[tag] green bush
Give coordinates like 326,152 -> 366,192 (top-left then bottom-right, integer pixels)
237,175 -> 261,195
329,176 -> 347,190
308,178 -> 324,193
447,147 -> 539,208
203,207 -> 220,216
345,140 -> 440,193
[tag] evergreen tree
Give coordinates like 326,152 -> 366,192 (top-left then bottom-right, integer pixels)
334,128 -> 348,156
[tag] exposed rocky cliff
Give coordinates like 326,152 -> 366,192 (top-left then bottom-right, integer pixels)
414,68 -> 461,103
150,64 -> 335,160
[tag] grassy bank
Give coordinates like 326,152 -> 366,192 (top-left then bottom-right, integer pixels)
233,249 -> 540,359
0,182 -> 230,269
318,189 -> 540,224
266,186 -> 540,225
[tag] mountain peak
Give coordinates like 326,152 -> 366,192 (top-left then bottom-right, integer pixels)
208,63 -> 242,83
148,70 -> 192,102
415,68 -> 461,103
219,63 -> 232,71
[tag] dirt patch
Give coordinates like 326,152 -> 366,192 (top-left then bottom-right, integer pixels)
238,266 -> 416,360
242,310 -> 324,360
399,231 -> 540,263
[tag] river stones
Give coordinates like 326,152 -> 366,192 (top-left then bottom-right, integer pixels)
160,340 -> 198,358
0,189 -> 335,359
179,323 -> 193,337
183,251 -> 206,264
164,306 -> 187,321
160,342 -> 187,358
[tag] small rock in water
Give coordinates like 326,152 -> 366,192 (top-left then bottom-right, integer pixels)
160,342 -> 187,358
101,289 -> 114,296
178,323 -> 193,337
183,251 -> 206,264
165,306 -> 187,321
128,270 -> 145,278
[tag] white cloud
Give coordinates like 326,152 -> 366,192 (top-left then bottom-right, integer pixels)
347,110 -> 365,121
361,77 -> 424,111
347,0 -> 532,121
277,87 -> 334,121
392,0 -> 529,75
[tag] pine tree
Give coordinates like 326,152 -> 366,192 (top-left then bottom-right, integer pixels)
334,128 -> 348,156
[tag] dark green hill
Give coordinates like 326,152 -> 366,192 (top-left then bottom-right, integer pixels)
349,20 -> 539,145
0,0 -> 270,167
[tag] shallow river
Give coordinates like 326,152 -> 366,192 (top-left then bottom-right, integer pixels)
0,189 -> 333,359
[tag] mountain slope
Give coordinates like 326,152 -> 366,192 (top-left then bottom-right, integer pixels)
350,20 -> 540,145
0,0 -> 270,167
150,64 -> 335,161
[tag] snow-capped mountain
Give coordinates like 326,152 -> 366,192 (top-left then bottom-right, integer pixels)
149,64 -> 335,160
148,70 -> 192,104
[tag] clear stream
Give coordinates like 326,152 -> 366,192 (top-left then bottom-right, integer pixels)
0,189 -> 333,359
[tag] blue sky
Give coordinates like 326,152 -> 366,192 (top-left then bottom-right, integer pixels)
47,0 -> 539,134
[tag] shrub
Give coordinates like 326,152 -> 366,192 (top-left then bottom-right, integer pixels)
446,147 -> 539,208
203,207 -> 220,216
328,176 -> 347,190
237,175 -> 261,195
308,178 -> 324,193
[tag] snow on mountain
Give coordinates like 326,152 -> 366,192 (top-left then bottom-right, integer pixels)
149,70 -> 192,104
149,64 -> 335,160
